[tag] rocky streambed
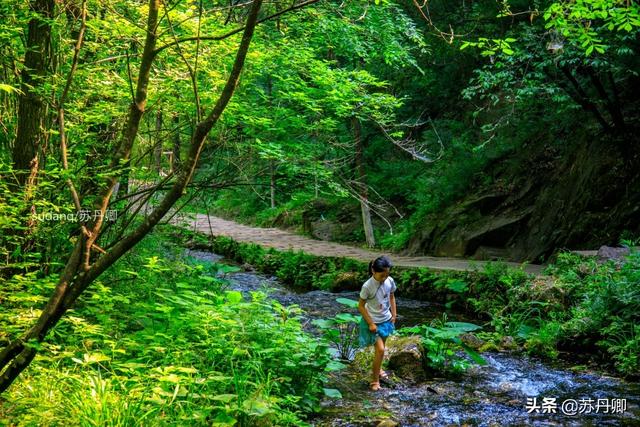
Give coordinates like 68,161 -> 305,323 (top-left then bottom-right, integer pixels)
186,249 -> 640,426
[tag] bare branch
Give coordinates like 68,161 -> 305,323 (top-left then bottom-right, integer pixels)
371,114 -> 443,163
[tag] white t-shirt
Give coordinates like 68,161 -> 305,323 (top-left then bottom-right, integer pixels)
359,276 -> 396,324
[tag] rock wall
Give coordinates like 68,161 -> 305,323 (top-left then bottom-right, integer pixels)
406,135 -> 640,262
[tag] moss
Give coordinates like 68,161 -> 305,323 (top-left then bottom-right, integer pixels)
478,342 -> 500,352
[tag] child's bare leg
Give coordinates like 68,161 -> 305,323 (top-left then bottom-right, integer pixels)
372,337 -> 385,386
379,337 -> 388,378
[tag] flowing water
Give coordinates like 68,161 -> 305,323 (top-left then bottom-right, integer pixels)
186,250 -> 640,426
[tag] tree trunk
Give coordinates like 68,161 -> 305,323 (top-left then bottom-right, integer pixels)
270,159 -> 276,208
353,116 -> 375,247
172,113 -> 181,172
12,0 -> 55,187
154,110 -> 163,174
266,76 -> 276,208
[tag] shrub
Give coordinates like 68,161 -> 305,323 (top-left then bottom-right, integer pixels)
399,315 -> 487,377
1,230 -> 335,426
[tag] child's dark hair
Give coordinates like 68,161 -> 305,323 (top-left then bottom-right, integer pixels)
368,256 -> 392,275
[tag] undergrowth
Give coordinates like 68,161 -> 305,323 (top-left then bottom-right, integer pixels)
0,227 -> 336,426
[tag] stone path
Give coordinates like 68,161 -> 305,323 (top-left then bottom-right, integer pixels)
165,210 -> 543,275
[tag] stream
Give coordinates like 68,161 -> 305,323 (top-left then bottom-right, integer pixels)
186,249 -> 640,426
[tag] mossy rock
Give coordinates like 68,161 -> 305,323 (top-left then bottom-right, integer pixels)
352,335 -> 424,383
478,342 -> 500,352
387,336 -> 424,383
332,271 -> 360,292
460,332 -> 485,350
500,335 -> 519,351
352,346 -> 375,375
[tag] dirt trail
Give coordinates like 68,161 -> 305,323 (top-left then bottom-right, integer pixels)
166,210 -> 543,275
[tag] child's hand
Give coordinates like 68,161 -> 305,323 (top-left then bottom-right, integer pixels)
368,323 -> 377,333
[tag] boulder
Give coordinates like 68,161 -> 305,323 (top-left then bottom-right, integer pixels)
405,135 -> 640,263
596,245 -> 631,264
386,336 -> 424,383
460,333 -> 485,350
352,335 -> 424,383
499,335 -> 519,351
332,272 -> 360,292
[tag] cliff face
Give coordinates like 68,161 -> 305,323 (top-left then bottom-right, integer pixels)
405,134 -> 640,263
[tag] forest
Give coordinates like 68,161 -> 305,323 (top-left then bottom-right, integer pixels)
1,0 -> 639,425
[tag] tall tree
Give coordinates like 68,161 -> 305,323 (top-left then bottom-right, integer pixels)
353,116 -> 375,247
12,0 -> 54,188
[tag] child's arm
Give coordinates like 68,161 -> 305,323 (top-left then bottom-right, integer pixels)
390,292 -> 397,324
358,298 -> 377,332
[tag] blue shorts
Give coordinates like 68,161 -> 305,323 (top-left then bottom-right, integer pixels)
359,317 -> 395,347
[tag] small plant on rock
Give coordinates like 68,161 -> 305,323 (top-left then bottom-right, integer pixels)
400,315 -> 487,377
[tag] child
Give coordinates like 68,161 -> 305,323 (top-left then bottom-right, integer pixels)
358,256 -> 397,391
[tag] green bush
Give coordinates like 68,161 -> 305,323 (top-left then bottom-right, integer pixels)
463,251 -> 640,377
1,230 -> 335,426
558,250 -> 640,376
208,235 -> 368,292
399,315 -> 487,377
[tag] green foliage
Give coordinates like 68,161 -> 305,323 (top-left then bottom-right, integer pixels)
399,315 -> 486,377
0,163 -> 77,274
543,0 -> 640,55
209,235 -> 368,292
378,221 -> 412,252
524,319 -> 563,359
453,252 -> 640,377
312,298 -> 361,360
1,230 -> 333,425
461,37 -> 517,56
558,250 -> 640,376
392,251 -> 637,379
1,0 -> 639,411
466,262 -> 531,315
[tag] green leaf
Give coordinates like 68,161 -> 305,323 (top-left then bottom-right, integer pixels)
326,360 -> 347,372
212,394 -> 237,403
243,398 -> 274,416
311,319 -> 335,329
0,83 -> 22,94
444,322 -> 482,332
225,290 -> 243,304
336,297 -> 358,308
334,313 -> 359,323
323,388 -> 342,398
158,374 -> 182,383
459,342 -> 488,365
210,413 -> 237,426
